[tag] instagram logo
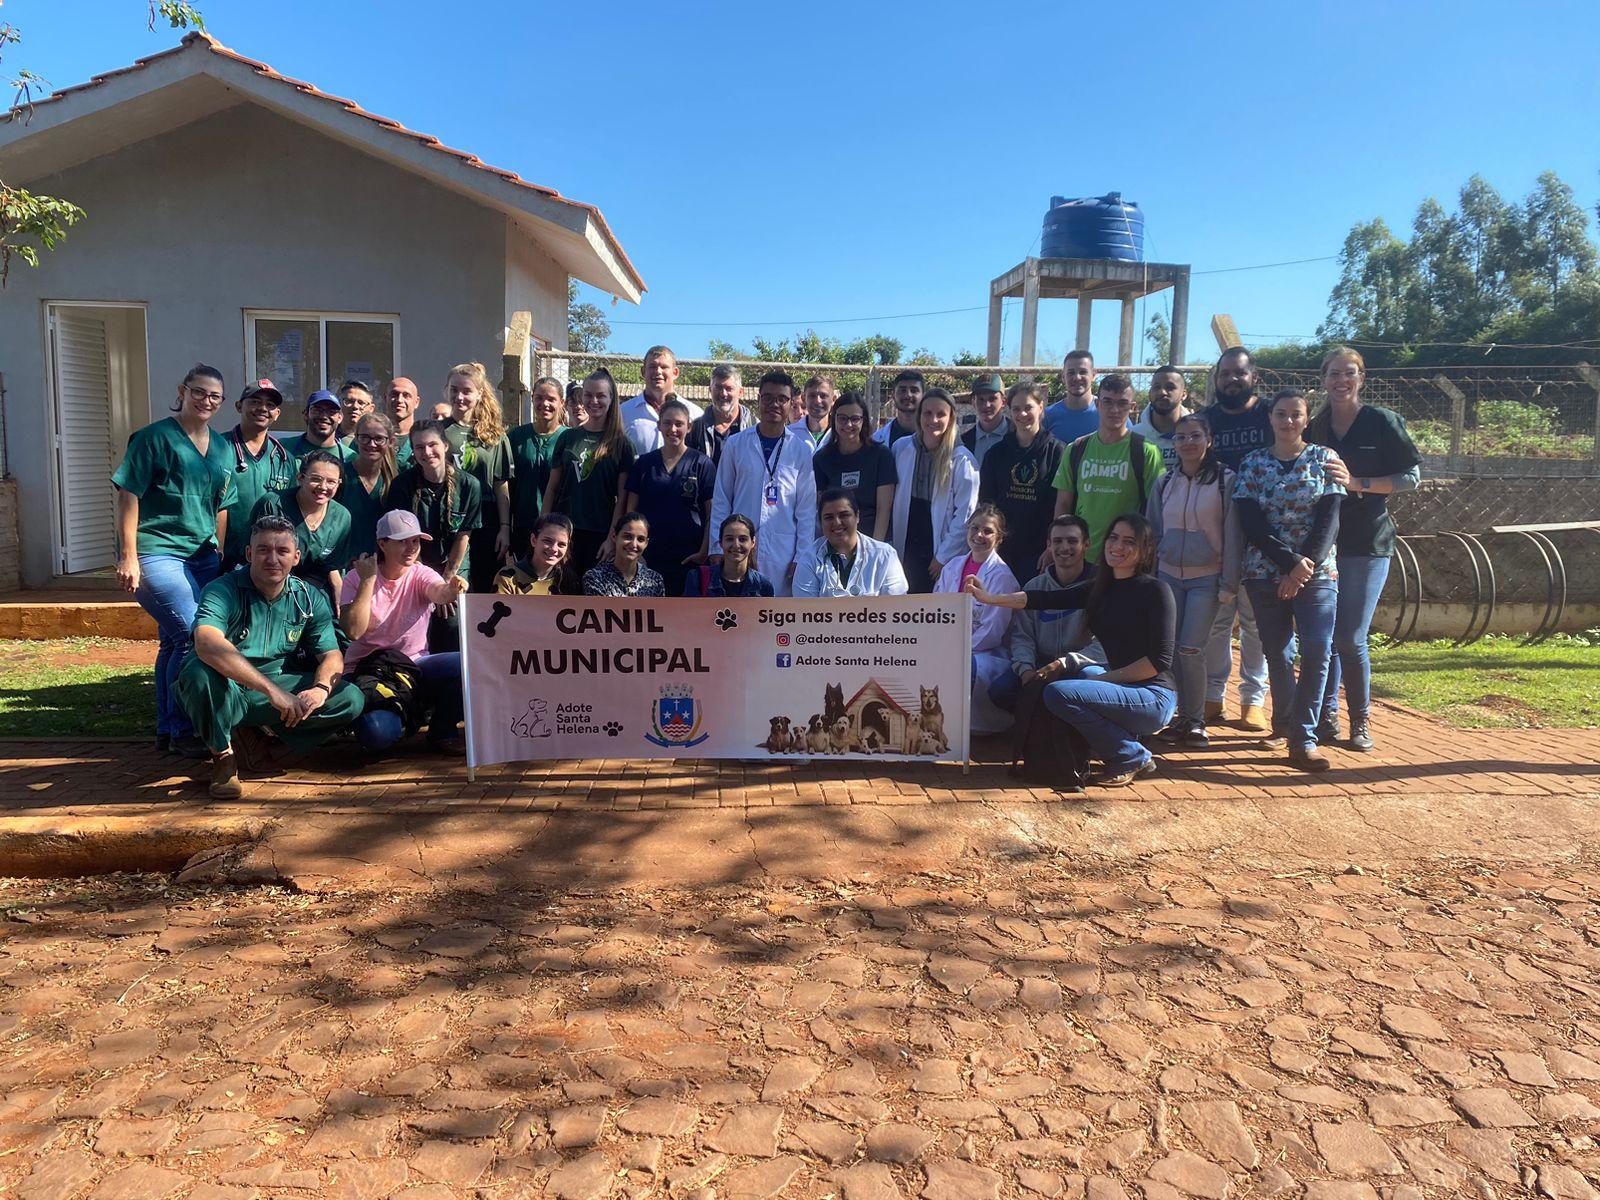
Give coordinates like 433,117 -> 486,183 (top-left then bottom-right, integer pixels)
776,633 -> 790,647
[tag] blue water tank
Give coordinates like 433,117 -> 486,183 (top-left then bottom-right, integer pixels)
1041,193 -> 1146,262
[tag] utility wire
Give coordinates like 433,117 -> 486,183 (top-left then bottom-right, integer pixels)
609,254 -> 1341,328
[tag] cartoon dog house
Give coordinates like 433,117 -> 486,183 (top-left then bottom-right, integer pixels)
845,678 -> 916,751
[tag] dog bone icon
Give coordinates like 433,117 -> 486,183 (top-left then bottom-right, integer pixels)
478,600 -> 512,638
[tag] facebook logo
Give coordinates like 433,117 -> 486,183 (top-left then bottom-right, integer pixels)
776,653 -> 792,668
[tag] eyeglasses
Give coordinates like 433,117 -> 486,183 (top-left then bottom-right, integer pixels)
835,414 -> 865,425
1173,432 -> 1208,444
357,434 -> 390,445
187,386 -> 225,403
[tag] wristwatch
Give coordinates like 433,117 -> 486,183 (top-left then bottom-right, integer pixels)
1359,477 -> 1372,492
308,682 -> 331,695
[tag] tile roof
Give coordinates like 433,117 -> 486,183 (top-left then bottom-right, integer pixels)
4,32 -> 643,294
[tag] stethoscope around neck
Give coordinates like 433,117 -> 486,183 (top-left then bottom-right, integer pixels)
232,426 -> 291,475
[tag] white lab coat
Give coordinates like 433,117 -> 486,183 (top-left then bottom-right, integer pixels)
788,417 -> 832,452
620,393 -> 705,456
936,553 -> 1020,734
709,426 -> 816,596
792,534 -> 909,598
890,438 -> 980,567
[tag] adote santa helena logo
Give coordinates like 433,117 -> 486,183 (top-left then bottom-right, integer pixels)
646,684 -> 709,749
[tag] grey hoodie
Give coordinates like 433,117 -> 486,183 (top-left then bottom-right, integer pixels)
1005,564 -> 1104,678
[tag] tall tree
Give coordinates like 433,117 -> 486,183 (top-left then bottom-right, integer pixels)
566,280 -> 610,352
1515,170 -> 1597,304
1319,218 -> 1415,345
1143,312 -> 1171,364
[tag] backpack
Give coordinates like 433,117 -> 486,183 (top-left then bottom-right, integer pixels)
1067,432 -> 1150,512
1008,675 -> 1092,793
348,647 -> 425,735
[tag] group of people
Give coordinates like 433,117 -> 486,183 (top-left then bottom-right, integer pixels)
111,341 -> 1419,797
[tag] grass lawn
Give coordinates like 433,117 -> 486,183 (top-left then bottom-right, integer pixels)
1369,633 -> 1600,729
0,638 -> 154,739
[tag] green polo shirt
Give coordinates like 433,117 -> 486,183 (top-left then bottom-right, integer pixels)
339,463 -> 390,560
249,490 -> 353,591
221,431 -> 297,562
111,417 -> 236,559
508,424 -> 564,531
194,569 -> 339,670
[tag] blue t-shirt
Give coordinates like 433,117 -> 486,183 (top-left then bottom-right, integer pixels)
625,447 -> 716,551
1042,401 -> 1103,445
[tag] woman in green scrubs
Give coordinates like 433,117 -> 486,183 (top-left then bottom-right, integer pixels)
341,412 -> 399,560
112,362 -> 237,757
250,450 -> 352,605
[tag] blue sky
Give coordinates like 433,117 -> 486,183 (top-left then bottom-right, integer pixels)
12,0 -> 1600,365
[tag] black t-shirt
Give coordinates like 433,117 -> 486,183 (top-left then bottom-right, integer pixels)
1306,403 -> 1421,557
978,431 -> 1065,582
1025,572 -> 1175,691
812,441 -> 898,533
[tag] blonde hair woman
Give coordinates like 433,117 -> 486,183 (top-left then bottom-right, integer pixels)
342,411 -> 400,560
442,362 -> 512,592
889,387 -> 978,592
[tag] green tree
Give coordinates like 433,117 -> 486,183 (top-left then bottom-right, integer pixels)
949,348 -> 987,367
566,280 -> 610,352
1319,218 -> 1415,350
1,2 -> 203,284
1515,170 -> 1597,304
1142,312 -> 1170,364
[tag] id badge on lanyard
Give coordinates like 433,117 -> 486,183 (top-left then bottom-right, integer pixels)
762,440 -> 782,507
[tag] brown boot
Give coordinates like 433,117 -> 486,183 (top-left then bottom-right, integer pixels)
1203,700 -> 1225,723
1239,704 -> 1271,733
209,751 -> 244,799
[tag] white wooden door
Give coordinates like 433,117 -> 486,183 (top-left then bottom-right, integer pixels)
50,310 -> 117,573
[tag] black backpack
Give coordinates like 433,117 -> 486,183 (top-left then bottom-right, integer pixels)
1008,676 -> 1092,793
1066,432 -> 1150,511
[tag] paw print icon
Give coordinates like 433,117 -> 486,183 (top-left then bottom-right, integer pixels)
714,608 -> 738,631
602,721 -> 624,737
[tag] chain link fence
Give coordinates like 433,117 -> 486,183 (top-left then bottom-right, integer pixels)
532,352 -> 1600,478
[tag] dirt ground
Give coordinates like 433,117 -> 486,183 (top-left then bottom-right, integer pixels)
3,843 -> 1599,1200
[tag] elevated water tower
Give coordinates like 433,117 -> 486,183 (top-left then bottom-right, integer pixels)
986,193 -> 1191,367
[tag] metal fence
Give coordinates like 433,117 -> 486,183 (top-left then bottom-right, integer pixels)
530,352 -> 1600,477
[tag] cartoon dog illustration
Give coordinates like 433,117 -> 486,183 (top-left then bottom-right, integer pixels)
805,714 -> 831,754
828,715 -> 855,755
918,685 -> 949,753
765,716 -> 793,753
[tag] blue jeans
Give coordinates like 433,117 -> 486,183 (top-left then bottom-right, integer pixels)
419,652 -> 463,742
988,668 -> 1023,713
352,652 -> 463,752
1160,570 -> 1222,727
1247,576 -> 1337,752
1322,554 -> 1389,727
1205,586 -> 1268,708
134,549 -> 221,738
1042,665 -> 1176,773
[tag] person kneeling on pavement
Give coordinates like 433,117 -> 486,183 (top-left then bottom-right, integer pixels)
341,510 -> 471,755
177,515 -> 365,798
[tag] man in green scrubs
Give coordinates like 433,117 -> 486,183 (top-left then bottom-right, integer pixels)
221,380 -> 296,568
177,515 -> 364,798
286,391 -> 353,469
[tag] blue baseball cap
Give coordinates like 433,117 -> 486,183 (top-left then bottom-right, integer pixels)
306,389 -> 340,409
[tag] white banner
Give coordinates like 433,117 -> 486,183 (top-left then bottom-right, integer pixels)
461,594 -> 972,766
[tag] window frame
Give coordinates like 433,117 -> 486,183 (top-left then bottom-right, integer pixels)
242,309 -> 402,422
